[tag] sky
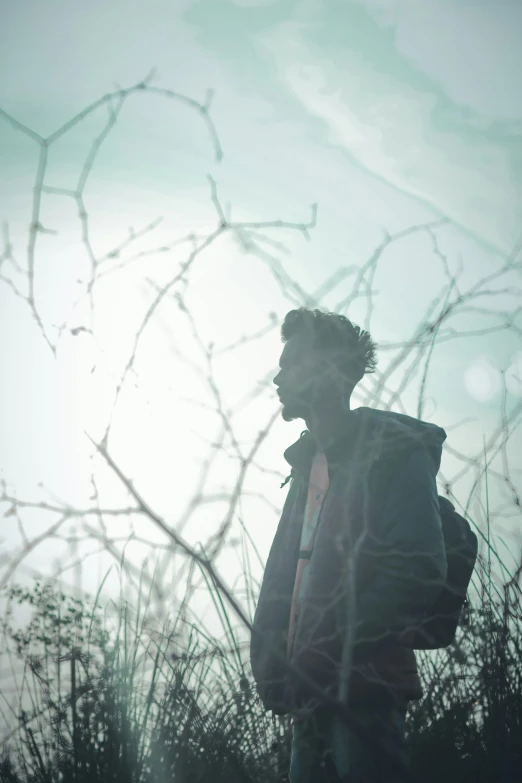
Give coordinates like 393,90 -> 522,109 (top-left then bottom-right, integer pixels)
0,0 -> 521,701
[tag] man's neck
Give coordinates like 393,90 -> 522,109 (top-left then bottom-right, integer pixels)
305,399 -> 352,453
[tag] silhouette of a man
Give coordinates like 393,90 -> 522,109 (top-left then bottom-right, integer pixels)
250,308 -> 447,782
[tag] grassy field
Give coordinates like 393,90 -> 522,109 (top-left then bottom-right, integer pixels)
0,526 -> 520,783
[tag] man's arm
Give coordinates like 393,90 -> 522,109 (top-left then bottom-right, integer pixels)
350,446 -> 448,662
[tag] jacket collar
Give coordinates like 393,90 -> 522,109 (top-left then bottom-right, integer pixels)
283,407 -> 367,478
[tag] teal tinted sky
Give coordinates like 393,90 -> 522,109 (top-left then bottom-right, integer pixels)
0,0 -> 521,630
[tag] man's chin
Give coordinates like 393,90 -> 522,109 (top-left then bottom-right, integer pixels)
281,401 -> 306,422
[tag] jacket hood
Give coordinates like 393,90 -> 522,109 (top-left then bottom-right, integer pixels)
283,406 -> 447,480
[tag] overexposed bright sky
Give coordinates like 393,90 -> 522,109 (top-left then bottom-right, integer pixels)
1,0 -> 521,659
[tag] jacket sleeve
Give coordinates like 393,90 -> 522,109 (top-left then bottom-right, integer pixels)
350,446 -> 448,662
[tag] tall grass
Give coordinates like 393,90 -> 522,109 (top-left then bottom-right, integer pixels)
0,502 -> 520,782
0,571 -> 289,782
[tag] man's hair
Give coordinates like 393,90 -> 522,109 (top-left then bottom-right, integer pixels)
280,307 -> 378,389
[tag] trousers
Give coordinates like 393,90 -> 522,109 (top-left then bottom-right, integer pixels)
288,701 -> 411,782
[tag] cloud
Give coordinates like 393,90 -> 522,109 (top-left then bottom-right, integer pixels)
257,17 -> 521,255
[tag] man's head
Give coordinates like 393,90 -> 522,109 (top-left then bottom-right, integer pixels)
273,308 -> 377,424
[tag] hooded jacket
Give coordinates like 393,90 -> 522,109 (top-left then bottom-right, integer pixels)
249,406 -> 448,715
